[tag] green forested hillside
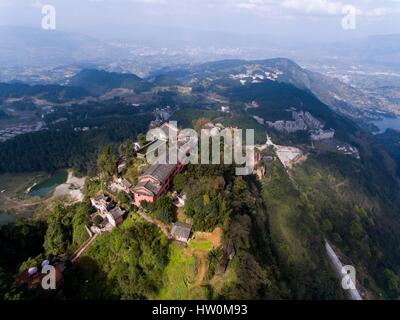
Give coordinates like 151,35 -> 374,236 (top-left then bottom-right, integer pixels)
69,69 -> 152,95
264,151 -> 400,299
0,83 -> 88,103
0,113 -> 153,174
2,64 -> 400,300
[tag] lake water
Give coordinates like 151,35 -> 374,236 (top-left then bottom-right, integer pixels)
0,213 -> 16,226
371,117 -> 400,134
29,171 -> 68,197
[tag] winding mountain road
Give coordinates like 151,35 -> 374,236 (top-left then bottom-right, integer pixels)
325,240 -> 362,300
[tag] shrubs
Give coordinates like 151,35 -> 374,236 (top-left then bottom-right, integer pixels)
64,222 -> 169,299
172,174 -> 186,193
142,196 -> 174,224
43,202 -> 91,257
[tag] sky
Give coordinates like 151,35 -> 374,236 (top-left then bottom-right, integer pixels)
0,0 -> 399,43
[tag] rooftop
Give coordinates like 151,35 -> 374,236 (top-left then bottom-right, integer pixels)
120,178 -> 132,188
141,163 -> 177,184
171,222 -> 192,241
92,195 -> 107,202
134,180 -> 161,196
108,207 -> 125,219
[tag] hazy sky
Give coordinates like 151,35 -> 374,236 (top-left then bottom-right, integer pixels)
0,0 -> 399,42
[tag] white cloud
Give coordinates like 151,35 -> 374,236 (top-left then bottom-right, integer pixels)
364,7 -> 389,17
129,0 -> 167,3
232,3 -> 259,10
281,0 -> 344,15
30,0 -> 44,8
279,0 -> 393,17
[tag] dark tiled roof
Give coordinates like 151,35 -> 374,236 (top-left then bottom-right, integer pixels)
134,180 -> 161,196
141,163 -> 176,184
108,207 -> 124,219
171,222 -> 192,241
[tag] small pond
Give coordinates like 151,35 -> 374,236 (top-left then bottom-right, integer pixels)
28,171 -> 68,197
0,213 -> 16,226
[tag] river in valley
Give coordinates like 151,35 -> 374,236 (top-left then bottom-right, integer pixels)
371,117 -> 400,134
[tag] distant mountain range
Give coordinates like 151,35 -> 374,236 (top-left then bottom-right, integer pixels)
60,59 -> 388,118
0,82 -> 88,103
328,34 -> 400,70
0,26 -> 123,67
69,69 -> 152,95
0,56 -> 389,118
149,58 -> 385,118
1,26 -> 399,72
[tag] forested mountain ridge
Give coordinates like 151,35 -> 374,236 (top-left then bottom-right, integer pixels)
1,60 -> 400,300
69,69 -> 153,95
149,58 -> 383,118
0,82 -> 89,103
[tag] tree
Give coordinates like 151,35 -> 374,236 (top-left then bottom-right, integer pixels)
137,133 -> 147,147
63,223 -> 169,299
43,204 -> 73,257
0,267 -> 23,300
0,218 -> 46,272
125,165 -> 139,185
121,140 -> 135,159
143,196 -> 174,224
173,174 -> 186,193
83,178 -> 101,198
384,269 -> 400,298
97,145 -> 117,177
117,192 -> 131,210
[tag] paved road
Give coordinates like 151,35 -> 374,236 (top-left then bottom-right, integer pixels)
325,240 -> 362,300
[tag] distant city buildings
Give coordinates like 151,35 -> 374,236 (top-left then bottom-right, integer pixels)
0,121 -> 46,142
229,65 -> 283,85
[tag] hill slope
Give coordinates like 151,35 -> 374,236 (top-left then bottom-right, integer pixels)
69,69 -> 152,95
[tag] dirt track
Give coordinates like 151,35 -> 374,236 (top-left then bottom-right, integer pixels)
193,227 -> 222,248
193,251 -> 207,286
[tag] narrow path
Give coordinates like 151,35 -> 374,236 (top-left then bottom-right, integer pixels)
71,233 -> 99,264
137,208 -> 170,238
193,251 -> 207,286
